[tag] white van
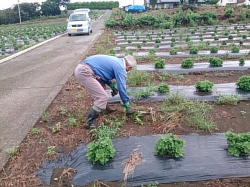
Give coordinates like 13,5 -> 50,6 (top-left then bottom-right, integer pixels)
67,9 -> 92,36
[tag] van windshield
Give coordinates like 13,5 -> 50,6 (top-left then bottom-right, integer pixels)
69,14 -> 87,21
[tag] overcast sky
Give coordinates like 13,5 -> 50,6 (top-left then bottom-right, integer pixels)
0,0 -> 144,10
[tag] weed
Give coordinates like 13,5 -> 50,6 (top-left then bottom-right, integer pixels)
140,181 -> 159,187
213,72 -> 231,77
169,74 -> 184,80
41,110 -> 50,122
77,93 -> 83,101
186,100 -> 214,131
168,91 -> 185,105
6,146 -> 18,159
240,111 -> 246,115
132,86 -> 155,99
51,122 -> 62,133
59,107 -> 68,116
127,69 -> 151,87
157,71 -> 169,81
47,146 -> 56,155
108,48 -> 116,56
31,128 -> 40,135
90,118 -> 122,140
68,117 -> 77,126
216,93 -> 242,105
76,110 -> 84,122
131,111 -> 144,125
96,46 -> 104,54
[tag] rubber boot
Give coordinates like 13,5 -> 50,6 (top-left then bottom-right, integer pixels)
105,104 -> 117,113
85,108 -> 99,129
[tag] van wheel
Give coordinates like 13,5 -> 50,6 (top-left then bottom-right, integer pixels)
68,34 -> 71,36
90,29 -> 93,33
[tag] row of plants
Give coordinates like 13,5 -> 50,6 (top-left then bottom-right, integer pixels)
105,6 -> 250,29
112,41 -> 248,56
114,24 -> 250,36
115,31 -> 250,41
127,75 -> 249,99
86,124 -> 250,165
0,22 -> 66,55
116,35 -> 250,45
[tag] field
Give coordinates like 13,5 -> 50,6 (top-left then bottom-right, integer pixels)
1,6 -> 250,187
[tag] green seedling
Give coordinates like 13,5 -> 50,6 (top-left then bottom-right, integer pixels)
41,110 -> 49,122
51,122 -> 61,133
31,128 -> 40,135
7,146 -> 18,160
68,117 -> 77,126
240,111 -> 246,115
47,146 -> 56,155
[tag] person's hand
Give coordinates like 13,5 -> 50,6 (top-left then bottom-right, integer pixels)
111,88 -> 118,97
123,102 -> 136,115
110,82 -> 118,97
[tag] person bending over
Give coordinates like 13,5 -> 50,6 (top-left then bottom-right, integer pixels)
74,54 -> 137,129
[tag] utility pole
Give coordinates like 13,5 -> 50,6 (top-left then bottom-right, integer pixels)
17,0 -> 22,23
133,0 -> 135,5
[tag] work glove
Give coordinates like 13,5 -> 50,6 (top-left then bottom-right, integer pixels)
123,102 -> 136,115
110,82 -> 118,97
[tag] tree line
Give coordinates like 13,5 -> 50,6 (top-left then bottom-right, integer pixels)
67,1 -> 119,10
0,0 -> 120,25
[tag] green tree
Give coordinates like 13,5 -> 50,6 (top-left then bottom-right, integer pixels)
13,3 -> 40,21
150,0 -> 157,8
206,0 -> 219,4
41,0 -> 61,16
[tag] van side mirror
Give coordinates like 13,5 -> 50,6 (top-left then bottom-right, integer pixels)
66,19 -> 69,22
88,18 -> 91,21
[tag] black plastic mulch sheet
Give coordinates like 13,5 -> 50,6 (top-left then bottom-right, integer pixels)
36,134 -> 250,186
136,61 -> 250,74
115,50 -> 250,58
108,83 -> 250,104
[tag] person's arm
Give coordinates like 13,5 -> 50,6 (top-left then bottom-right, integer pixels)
114,70 -> 129,104
114,70 -> 135,114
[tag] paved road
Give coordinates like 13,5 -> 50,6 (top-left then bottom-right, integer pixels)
0,10 -> 111,169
